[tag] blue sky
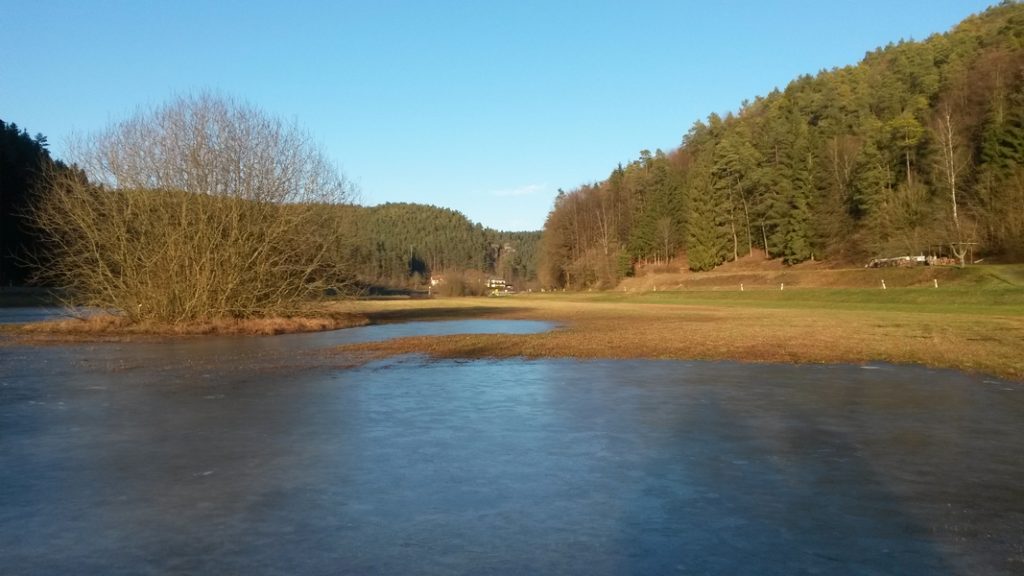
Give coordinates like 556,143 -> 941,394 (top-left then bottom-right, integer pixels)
1,0 -> 996,231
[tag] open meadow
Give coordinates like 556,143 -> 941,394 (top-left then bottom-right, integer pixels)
337,266 -> 1024,381
5,265 -> 1023,381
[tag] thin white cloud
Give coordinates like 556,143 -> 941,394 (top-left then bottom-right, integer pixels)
489,183 -> 547,198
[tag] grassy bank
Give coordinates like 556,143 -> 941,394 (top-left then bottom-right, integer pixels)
6,265 -> 1023,381
3,311 -> 368,341
620,260 -> 1024,291
335,288 -> 1024,381
585,286 -> 1024,315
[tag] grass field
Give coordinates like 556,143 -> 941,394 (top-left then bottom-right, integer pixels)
335,276 -> 1024,381
6,264 -> 1024,381
584,286 -> 1024,316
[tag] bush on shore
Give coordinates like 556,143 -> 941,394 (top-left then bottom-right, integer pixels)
33,93 -> 357,324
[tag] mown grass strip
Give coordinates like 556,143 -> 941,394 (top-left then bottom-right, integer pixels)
555,287 -> 1024,316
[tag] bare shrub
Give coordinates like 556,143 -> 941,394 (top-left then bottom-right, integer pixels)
34,93 -> 356,322
433,270 -> 488,297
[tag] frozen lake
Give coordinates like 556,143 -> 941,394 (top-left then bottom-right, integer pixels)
1,319 -> 1021,574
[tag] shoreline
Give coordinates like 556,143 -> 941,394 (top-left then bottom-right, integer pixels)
333,295 -> 1024,382
0,312 -> 370,343
4,293 -> 1023,382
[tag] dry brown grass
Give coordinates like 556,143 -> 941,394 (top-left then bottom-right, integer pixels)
621,253 -> 991,291
7,290 -> 1022,381
333,296 -> 1024,381
11,312 -> 368,342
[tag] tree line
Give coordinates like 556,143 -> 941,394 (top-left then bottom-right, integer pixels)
0,120 -> 85,286
335,202 -> 539,291
541,1 -> 1024,288
1,97 -> 539,322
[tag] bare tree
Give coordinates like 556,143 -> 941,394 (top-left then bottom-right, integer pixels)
934,104 -> 973,267
656,216 -> 675,264
35,93 -> 356,322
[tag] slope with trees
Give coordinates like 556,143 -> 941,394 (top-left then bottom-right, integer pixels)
339,202 -> 540,290
11,112 -> 540,318
0,120 -> 83,286
541,1 -> 1024,288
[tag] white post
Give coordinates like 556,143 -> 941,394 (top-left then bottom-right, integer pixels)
740,283 -> 744,291
881,279 -> 886,290
780,283 -> 784,291
934,279 -> 938,288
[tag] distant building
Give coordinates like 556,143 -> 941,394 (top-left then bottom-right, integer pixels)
486,278 -> 515,295
865,255 -> 928,268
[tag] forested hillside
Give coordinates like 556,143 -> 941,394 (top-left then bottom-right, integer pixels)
2,120 -> 539,292
341,203 -> 540,290
541,1 -> 1024,288
0,120 -> 85,286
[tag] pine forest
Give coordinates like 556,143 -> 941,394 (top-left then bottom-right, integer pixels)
540,2 -> 1024,288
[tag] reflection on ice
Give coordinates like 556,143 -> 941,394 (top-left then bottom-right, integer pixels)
1,319 -> 1021,575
